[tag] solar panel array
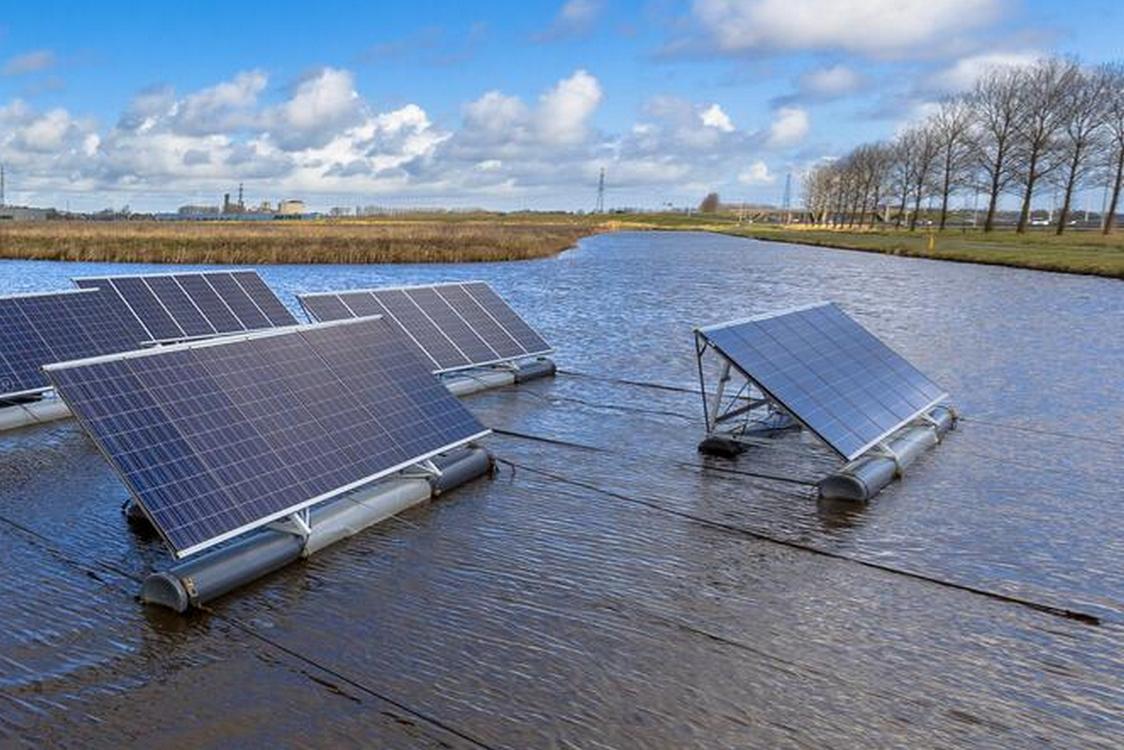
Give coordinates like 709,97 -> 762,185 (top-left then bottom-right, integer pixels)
697,302 -> 947,460
45,317 -> 490,558
0,289 -> 147,399
299,282 -> 551,373
74,270 -> 298,343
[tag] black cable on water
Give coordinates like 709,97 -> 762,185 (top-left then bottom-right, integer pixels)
491,457 -> 1102,627
0,511 -> 497,750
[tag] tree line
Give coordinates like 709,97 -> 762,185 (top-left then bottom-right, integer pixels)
803,57 -> 1124,235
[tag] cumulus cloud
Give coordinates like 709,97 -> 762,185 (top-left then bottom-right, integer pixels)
174,70 -> 267,135
0,65 -> 791,209
690,0 -> 1001,58
2,49 -> 56,76
699,103 -> 734,132
800,64 -> 863,97
535,0 -> 604,41
268,68 -> 362,149
536,69 -> 603,145
766,107 -> 809,148
927,51 -> 1040,92
738,161 -> 774,185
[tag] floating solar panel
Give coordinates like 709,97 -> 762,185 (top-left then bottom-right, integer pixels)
0,288 -> 147,400
73,270 -> 298,344
696,302 -> 948,461
45,316 -> 490,558
299,281 -> 552,373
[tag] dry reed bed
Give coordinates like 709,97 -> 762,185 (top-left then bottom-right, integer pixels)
0,220 -> 598,265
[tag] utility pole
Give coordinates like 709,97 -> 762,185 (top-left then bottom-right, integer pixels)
1,163 -> 5,207
596,167 -> 605,213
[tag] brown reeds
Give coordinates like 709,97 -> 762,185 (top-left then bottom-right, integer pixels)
0,216 -> 600,265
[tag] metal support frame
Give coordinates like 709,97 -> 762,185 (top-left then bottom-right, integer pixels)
401,458 -> 444,480
695,332 -> 797,444
269,508 -> 312,539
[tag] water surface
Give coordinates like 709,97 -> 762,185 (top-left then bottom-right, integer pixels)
0,232 -> 1120,747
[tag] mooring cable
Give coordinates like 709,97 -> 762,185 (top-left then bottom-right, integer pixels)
559,367 -> 1124,451
497,384 -> 697,422
959,415 -> 1124,449
490,457 -> 1102,626
491,425 -> 821,488
0,511 -> 497,750
202,604 -> 497,750
556,367 -> 699,395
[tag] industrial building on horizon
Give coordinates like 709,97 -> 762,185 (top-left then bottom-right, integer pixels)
176,184 -> 307,219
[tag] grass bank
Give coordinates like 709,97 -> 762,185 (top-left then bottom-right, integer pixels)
711,225 -> 1124,280
0,214 -> 597,265
1,214 -> 1120,278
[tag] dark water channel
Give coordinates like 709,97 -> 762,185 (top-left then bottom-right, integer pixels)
0,232 -> 1120,747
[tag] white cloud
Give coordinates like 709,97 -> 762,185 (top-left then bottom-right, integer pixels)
738,160 -> 774,185
0,66 -> 791,210
270,68 -> 361,149
691,0 -> 1001,58
800,65 -> 863,97
535,69 -> 603,145
463,91 -> 531,143
699,103 -> 734,132
766,107 -> 809,148
536,0 -> 604,40
174,70 -> 267,134
927,51 -> 1040,91
2,50 -> 56,76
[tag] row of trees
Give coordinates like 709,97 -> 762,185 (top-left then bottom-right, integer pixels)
804,57 -> 1124,234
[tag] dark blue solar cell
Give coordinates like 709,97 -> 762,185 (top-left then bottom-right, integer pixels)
145,276 -> 215,337
462,282 -> 552,355
368,290 -> 470,371
173,274 -> 245,333
45,317 -> 489,558
109,277 -> 184,341
298,282 -> 550,373
205,273 -> 271,330
0,290 -> 145,398
699,303 -> 947,460
0,301 -> 52,395
403,287 -> 497,365
300,294 -> 354,323
12,294 -> 96,364
436,285 -> 524,359
230,271 -> 297,326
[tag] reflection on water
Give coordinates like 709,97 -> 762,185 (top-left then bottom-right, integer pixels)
0,232 -> 1121,747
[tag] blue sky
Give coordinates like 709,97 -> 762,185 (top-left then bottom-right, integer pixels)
1,0 -> 1121,212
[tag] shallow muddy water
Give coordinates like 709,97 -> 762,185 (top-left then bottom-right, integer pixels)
0,232 -> 1120,747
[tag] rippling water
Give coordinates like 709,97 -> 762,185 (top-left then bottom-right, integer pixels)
0,232 -> 1120,747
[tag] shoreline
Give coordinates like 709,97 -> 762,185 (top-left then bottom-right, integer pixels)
0,217 -> 1121,279
703,226 -> 1124,280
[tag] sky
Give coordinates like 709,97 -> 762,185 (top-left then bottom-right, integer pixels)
0,0 -> 1121,213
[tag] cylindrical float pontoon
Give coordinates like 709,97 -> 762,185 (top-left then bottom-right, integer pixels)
819,406 -> 956,502
141,446 -> 493,612
0,398 -> 72,432
442,358 -> 556,397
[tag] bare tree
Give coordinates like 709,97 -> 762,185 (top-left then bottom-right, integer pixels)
1012,58 -> 1079,233
967,67 -> 1023,232
890,132 -> 917,228
1054,66 -> 1109,233
1103,64 -> 1124,234
852,143 -> 892,228
930,98 -> 974,229
803,165 -> 836,225
907,125 -> 941,231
